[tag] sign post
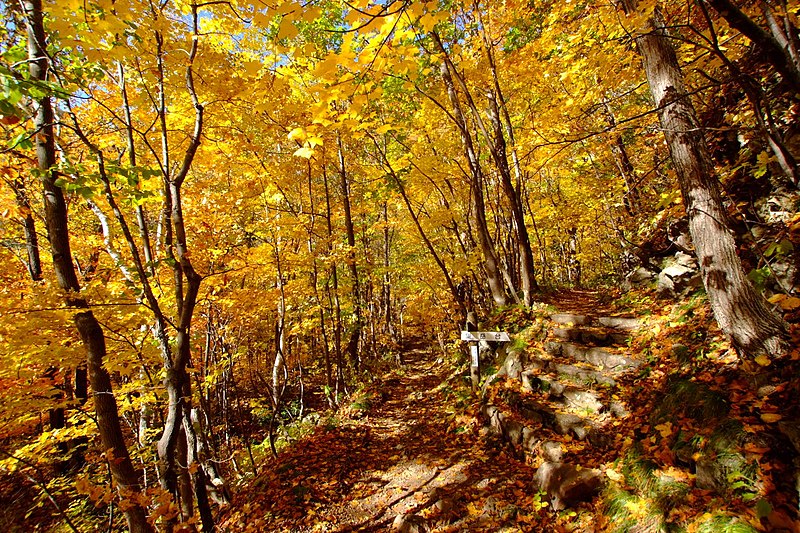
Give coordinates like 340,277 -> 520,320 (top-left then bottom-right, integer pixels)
461,330 -> 510,391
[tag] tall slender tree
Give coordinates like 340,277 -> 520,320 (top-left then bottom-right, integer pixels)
21,1 -> 152,531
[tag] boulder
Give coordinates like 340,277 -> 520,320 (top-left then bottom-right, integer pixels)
554,412 -> 589,439
533,462 -> 603,511
502,349 -> 525,379
541,441 -> 564,462
656,252 -> 702,297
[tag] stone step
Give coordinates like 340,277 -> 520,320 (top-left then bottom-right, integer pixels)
544,341 -> 640,372
484,399 -> 595,443
551,327 -> 629,347
521,373 -> 604,413
549,313 -> 591,326
597,316 -> 642,331
552,362 -> 617,387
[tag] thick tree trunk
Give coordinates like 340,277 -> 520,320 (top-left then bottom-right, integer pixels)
628,3 -> 789,358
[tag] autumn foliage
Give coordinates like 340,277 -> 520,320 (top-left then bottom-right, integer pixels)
0,0 -> 799,530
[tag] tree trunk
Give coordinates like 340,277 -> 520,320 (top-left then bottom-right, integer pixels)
337,135 -> 363,370
486,90 -> 539,304
627,2 -> 789,359
23,1 -> 153,531
437,50 -> 507,307
704,0 -> 800,90
11,177 -> 42,281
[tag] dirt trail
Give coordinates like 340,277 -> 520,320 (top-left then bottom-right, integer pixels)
221,344 -> 539,532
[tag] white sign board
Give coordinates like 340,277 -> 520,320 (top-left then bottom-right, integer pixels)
460,331 -> 510,342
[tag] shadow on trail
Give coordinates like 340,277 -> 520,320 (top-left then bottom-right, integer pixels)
220,344 -> 539,532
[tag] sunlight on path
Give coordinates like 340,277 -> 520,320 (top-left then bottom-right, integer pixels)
221,346 -> 539,532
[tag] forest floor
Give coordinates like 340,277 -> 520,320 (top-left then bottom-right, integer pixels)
219,289 -> 800,532
219,341 -> 547,532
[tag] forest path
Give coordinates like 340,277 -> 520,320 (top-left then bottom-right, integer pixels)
220,343 -> 539,532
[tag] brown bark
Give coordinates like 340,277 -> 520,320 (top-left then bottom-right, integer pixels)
337,135 -> 364,370
704,0 -> 800,90
434,35 -> 507,307
627,2 -> 789,358
11,177 -> 42,281
23,2 -> 153,530
485,90 -> 539,304
478,15 -> 539,304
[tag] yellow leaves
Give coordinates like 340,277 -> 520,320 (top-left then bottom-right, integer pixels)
277,16 -> 299,41
288,127 -> 307,142
288,127 -> 324,158
760,413 -> 782,423
767,293 -> 800,310
293,146 -> 315,159
313,55 -> 341,78
243,60 -> 262,77
754,354 -> 771,367
654,422 -> 674,438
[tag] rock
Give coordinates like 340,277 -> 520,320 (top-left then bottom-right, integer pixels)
433,498 -> 453,515
609,401 -> 629,418
533,462 -> 603,511
524,355 -> 549,372
662,263 -> 693,279
583,347 -> 639,371
481,405 -> 503,436
656,271 -> 675,295
544,341 -> 564,356
520,371 -> 538,393
563,389 -> 603,413
502,349 -> 525,379
541,441 -> 564,462
628,266 -> 654,284
673,251 -> 697,268
552,363 -> 617,387
392,513 -> 425,532
542,377 -> 566,398
504,418 -> 524,446
597,317 -> 641,330
522,427 -> 538,453
657,253 -> 702,296
525,374 -> 566,397
554,412 -> 588,439
550,313 -> 591,326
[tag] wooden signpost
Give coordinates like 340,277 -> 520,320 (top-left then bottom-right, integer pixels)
461,330 -> 510,391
